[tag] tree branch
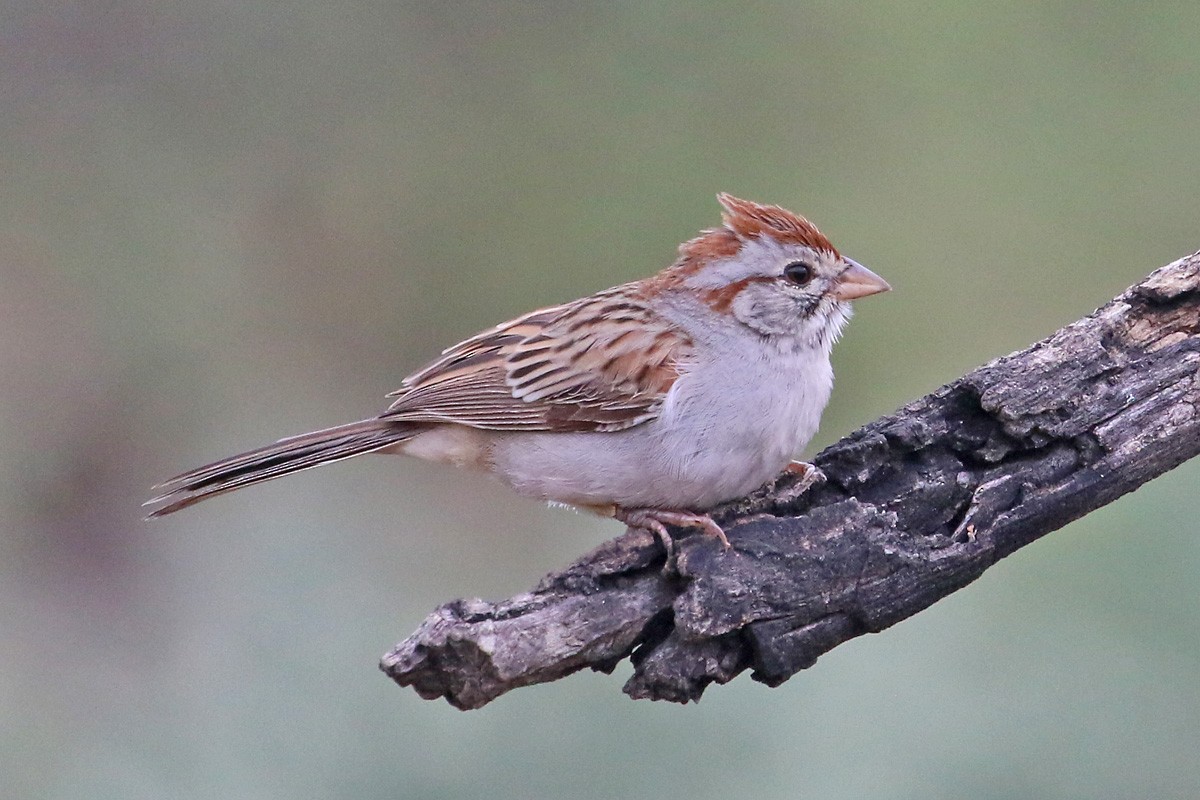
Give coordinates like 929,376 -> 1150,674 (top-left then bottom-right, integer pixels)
380,251 -> 1200,710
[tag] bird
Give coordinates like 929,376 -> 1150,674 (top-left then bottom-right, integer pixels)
146,194 -> 890,553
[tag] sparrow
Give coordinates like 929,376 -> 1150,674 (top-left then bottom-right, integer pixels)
146,194 -> 890,553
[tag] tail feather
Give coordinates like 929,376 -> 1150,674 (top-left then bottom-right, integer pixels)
145,419 -> 415,518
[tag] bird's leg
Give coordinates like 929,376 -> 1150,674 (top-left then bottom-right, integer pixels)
780,460 -> 826,501
614,508 -> 675,567
711,460 -> 827,521
614,506 -> 731,555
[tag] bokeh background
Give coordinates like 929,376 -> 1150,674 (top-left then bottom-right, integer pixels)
4,2 -> 1199,798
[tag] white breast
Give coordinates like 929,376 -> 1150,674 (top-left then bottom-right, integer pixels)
488,327 -> 834,511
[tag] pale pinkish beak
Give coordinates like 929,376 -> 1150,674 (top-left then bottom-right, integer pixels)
832,258 -> 891,301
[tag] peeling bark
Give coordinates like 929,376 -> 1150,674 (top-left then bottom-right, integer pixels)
381,251 -> 1200,710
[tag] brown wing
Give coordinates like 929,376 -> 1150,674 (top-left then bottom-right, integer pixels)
382,284 -> 690,433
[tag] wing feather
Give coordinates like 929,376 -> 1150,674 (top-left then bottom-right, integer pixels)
382,284 -> 689,432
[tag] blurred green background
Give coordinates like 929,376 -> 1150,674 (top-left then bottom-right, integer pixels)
4,2 -> 1199,798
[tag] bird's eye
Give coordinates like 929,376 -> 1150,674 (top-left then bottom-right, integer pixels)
783,261 -> 814,286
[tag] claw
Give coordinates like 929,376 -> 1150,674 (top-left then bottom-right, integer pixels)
627,513 -> 675,567
614,507 -> 731,572
781,460 -> 826,500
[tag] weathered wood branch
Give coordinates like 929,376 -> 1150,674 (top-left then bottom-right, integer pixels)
381,251 -> 1200,710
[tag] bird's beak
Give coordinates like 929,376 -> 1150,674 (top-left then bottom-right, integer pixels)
832,258 -> 891,301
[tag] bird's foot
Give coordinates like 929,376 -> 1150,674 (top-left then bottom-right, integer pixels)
615,507 -> 730,571
779,460 -> 826,502
712,461 -> 827,521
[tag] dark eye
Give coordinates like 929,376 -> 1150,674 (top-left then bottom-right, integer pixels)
783,261 -> 814,286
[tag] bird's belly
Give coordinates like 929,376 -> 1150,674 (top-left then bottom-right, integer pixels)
488,428 -> 776,510
488,362 -> 827,510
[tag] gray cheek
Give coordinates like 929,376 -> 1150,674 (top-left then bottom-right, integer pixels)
732,285 -> 810,336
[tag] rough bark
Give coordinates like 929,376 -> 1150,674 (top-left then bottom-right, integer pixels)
381,251 -> 1200,710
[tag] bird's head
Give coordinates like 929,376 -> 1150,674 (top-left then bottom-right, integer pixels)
658,193 -> 890,349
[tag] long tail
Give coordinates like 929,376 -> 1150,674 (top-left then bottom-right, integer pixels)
145,419 -> 416,518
